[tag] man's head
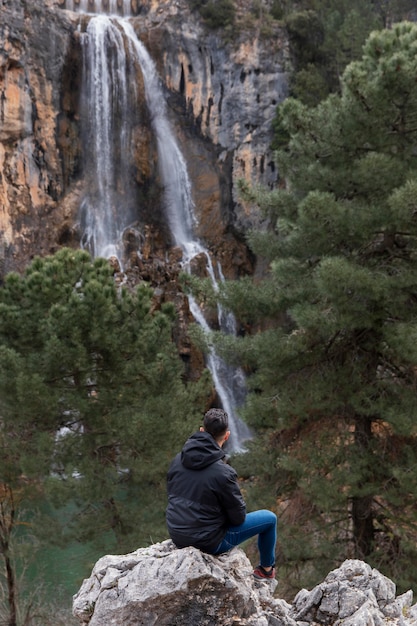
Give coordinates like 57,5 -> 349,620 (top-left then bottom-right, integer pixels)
203,408 -> 230,446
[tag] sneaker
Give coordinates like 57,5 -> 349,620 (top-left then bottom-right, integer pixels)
253,565 -> 276,580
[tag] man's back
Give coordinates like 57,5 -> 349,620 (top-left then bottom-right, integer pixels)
166,430 -> 246,552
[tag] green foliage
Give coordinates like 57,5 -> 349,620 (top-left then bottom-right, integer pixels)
0,249 -> 209,615
274,0 -> 383,108
212,22 -> 417,597
269,0 -> 290,21
290,63 -> 330,107
269,0 -> 284,20
286,10 -> 325,65
188,0 -> 235,29
372,0 -> 417,27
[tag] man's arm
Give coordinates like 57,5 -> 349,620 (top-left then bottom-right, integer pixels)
218,467 -> 246,526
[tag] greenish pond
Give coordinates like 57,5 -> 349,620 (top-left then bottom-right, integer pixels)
27,540 -> 103,597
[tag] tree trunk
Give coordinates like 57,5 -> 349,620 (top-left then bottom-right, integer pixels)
352,493 -> 374,558
5,549 -> 17,626
351,415 -> 374,558
0,487 -> 17,626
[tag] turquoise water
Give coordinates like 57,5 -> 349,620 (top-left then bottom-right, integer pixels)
10,494 -> 165,616
27,540 -> 103,597
17,500 -> 116,612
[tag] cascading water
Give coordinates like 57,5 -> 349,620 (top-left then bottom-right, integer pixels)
187,255 -> 251,450
79,14 -> 252,452
65,0 -> 132,15
79,16 -> 137,260
120,21 -> 202,264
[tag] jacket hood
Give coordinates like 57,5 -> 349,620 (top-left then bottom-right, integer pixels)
181,431 -> 225,470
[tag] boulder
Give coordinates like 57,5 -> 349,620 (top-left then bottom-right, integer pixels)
72,541 -> 417,626
292,559 -> 416,626
72,540 -> 280,625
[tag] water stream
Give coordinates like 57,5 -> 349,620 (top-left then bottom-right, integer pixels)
79,15 -> 139,259
78,13 -> 251,452
65,0 -> 132,15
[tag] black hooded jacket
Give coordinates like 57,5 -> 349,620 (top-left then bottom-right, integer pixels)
166,431 -> 246,552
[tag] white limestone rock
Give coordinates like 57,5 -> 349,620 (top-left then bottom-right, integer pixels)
73,540 -> 278,625
292,559 -> 417,626
73,546 -> 417,626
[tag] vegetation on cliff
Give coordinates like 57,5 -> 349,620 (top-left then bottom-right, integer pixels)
278,0 -> 415,105
205,21 -> 417,597
188,0 -> 415,106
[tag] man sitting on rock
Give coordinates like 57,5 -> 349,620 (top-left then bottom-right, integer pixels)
166,408 -> 277,580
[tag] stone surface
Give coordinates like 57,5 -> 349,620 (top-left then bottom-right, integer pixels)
137,0 -> 289,233
292,559 -> 417,626
72,540 -> 279,625
0,0 -> 75,271
73,544 -> 417,626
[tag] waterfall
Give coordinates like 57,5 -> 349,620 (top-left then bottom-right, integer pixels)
187,255 -> 251,451
120,21 -> 202,264
64,0 -> 132,15
79,16 -> 136,260
79,15 -> 251,452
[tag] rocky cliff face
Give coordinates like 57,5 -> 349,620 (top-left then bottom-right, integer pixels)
0,0 -> 74,271
137,0 -> 289,233
72,541 -> 417,626
0,0 -> 288,276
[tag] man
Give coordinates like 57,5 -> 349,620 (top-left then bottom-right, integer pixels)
166,408 -> 277,580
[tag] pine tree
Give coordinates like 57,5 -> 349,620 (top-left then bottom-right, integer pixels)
0,249 -> 209,613
216,22 -> 417,594
283,0 -> 380,105
280,0 -> 415,106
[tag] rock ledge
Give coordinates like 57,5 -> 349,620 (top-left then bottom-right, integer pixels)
72,539 -> 417,625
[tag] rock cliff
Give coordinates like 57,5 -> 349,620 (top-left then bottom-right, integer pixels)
72,540 -> 417,626
0,0 -> 288,276
0,0 -> 76,271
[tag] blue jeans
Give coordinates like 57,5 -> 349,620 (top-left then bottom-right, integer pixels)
212,509 -> 277,567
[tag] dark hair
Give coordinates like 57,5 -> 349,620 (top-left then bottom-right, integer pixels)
203,408 -> 229,439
